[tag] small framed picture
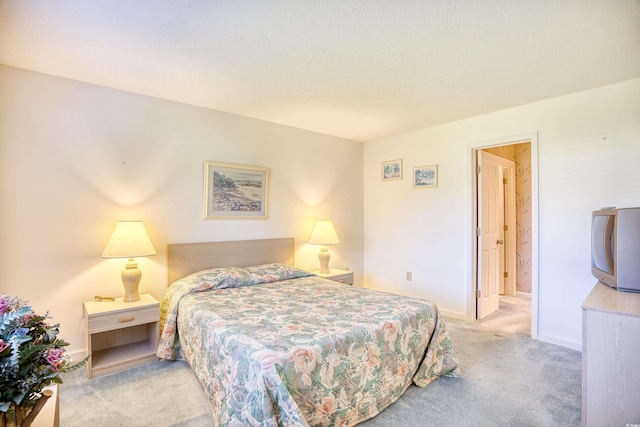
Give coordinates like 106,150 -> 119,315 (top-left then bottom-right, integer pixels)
203,161 -> 270,219
381,159 -> 403,181
413,165 -> 438,188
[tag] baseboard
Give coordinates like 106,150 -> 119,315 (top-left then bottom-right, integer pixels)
439,308 -> 467,321
68,349 -> 89,364
516,291 -> 532,298
537,333 -> 581,351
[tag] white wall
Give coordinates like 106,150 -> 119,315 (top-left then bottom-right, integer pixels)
3,64 -> 637,356
364,78 -> 640,349
0,65 -> 364,354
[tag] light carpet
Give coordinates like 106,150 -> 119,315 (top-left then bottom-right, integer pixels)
60,295 -> 581,426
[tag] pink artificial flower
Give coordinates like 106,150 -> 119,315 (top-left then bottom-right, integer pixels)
0,296 -> 10,315
0,339 -> 9,353
45,348 -> 65,372
23,313 -> 45,327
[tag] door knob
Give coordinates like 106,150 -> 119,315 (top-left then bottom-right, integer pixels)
497,239 -> 504,245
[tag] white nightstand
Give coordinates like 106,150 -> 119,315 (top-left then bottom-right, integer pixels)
83,294 -> 160,379
312,269 -> 354,285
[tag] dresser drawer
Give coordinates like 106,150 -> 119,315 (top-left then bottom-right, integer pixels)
87,305 -> 159,334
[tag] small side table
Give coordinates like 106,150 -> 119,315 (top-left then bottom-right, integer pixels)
83,294 -> 160,379
32,385 -> 59,427
312,269 -> 354,285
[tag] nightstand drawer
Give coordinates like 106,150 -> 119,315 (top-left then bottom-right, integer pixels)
329,273 -> 354,285
87,306 -> 159,334
312,269 -> 354,285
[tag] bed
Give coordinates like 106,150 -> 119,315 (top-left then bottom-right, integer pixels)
157,238 -> 459,426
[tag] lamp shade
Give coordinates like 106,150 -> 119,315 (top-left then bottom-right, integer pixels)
308,220 -> 340,245
101,221 -> 157,258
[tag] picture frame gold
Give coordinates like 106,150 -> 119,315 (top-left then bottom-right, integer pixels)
381,159 -> 403,181
413,165 -> 438,188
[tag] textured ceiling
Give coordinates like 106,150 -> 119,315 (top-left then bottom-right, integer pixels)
1,1 -> 639,142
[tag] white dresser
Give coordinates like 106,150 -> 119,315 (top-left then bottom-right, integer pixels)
581,282 -> 640,426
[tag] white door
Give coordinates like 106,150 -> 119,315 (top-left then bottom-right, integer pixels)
501,164 -> 516,296
477,151 -> 502,319
494,157 -> 516,296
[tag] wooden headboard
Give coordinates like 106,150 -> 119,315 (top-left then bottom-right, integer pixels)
167,238 -> 295,284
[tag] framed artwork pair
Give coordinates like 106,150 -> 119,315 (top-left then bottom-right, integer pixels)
381,159 -> 438,188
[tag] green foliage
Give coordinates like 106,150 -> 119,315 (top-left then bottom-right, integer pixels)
0,294 -> 88,413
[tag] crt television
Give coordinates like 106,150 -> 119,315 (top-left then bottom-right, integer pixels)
591,207 -> 640,293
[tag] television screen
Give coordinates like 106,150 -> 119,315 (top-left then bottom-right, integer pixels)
592,215 -> 613,274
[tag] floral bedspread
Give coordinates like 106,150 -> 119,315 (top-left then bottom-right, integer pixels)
157,264 -> 459,426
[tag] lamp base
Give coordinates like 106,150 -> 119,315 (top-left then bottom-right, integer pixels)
318,247 -> 331,274
121,258 -> 141,302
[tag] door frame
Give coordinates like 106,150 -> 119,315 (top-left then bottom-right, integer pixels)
467,132 -> 539,339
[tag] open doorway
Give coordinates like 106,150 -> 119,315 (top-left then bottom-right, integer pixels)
469,134 -> 538,338
476,149 -> 517,319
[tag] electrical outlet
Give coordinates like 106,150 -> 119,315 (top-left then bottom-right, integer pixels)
406,271 -> 412,281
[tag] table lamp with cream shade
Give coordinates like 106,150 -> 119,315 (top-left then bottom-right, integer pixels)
308,220 -> 340,274
101,221 -> 157,302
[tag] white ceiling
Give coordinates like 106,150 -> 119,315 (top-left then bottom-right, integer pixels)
1,1 -> 639,142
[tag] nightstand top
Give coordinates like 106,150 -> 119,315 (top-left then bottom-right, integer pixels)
83,293 -> 159,316
311,268 -> 352,277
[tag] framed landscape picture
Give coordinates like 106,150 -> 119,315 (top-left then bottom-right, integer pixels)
381,159 -> 403,181
413,165 -> 438,188
203,161 -> 270,219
